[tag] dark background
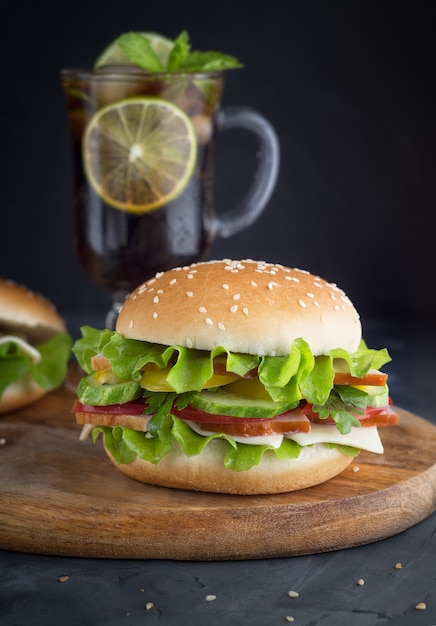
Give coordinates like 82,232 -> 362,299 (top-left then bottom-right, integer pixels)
2,1 -> 435,332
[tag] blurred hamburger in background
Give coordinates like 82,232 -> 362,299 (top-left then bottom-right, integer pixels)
0,279 -> 72,414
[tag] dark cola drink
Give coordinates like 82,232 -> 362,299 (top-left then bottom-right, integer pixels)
61,67 -> 224,292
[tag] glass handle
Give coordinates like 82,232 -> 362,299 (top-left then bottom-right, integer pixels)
213,106 -> 280,238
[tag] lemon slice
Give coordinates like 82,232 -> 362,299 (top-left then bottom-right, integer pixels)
94,32 -> 173,69
83,97 -> 197,214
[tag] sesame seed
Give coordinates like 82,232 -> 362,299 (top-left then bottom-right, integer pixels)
268,281 -> 279,290
218,322 -> 226,331
394,562 -> 402,569
222,284 -> 230,290
169,278 -> 177,285
187,274 -> 194,279
153,296 -> 159,303
313,301 -> 320,307
321,315 -> 327,324
129,320 -> 134,329
330,293 -> 336,300
230,305 -> 238,313
205,318 -> 213,325
285,617 -> 295,623
152,312 -> 158,319
232,293 -> 240,300
155,271 -> 164,278
186,291 -> 193,297
250,281 -> 257,287
145,602 -> 154,610
205,595 -> 216,602
353,466 -> 360,472
199,306 -> 207,313
287,590 -> 299,598
334,305 -> 340,311
186,338 -> 193,348
242,307 -> 249,315
356,579 -> 365,586
415,602 -> 426,610
306,292 -> 314,298
147,278 -> 156,285
298,299 -> 306,308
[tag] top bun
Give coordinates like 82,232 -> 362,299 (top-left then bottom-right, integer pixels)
0,279 -> 66,343
117,260 -> 362,357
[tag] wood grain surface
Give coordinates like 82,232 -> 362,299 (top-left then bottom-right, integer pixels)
0,379 -> 435,561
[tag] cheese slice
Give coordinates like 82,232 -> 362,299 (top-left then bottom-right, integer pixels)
286,425 -> 384,454
185,421 -> 285,449
0,335 -> 41,363
185,421 -> 384,453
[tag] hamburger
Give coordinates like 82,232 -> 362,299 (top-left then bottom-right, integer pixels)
0,279 -> 72,414
72,259 -> 398,494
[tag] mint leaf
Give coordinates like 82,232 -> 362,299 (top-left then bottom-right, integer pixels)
101,30 -> 243,73
166,30 -> 191,72
178,50 -> 243,72
116,32 -> 164,72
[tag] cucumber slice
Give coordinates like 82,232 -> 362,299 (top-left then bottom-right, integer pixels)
189,388 -> 297,418
77,373 -> 142,406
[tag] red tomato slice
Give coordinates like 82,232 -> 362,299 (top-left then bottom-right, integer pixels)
173,405 -> 311,436
196,411 -> 310,437
72,398 -> 146,415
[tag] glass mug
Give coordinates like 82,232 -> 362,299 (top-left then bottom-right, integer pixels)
60,68 -> 279,328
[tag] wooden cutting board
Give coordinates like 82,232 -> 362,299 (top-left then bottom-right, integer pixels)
0,379 -> 435,561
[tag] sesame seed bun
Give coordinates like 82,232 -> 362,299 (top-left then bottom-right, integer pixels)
116,259 -> 362,356
0,279 -> 66,343
0,279 -> 67,414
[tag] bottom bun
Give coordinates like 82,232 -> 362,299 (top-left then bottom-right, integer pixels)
104,439 -> 354,495
0,377 -> 47,415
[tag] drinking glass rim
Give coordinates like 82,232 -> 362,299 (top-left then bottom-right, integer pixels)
60,67 -> 225,82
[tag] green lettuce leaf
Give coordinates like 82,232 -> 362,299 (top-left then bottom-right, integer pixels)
91,416 -> 360,472
33,333 -> 73,390
0,342 -> 32,395
0,332 -> 72,396
72,327 -> 391,420
92,415 -> 303,472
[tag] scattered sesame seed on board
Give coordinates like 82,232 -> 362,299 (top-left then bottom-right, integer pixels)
356,579 -> 365,586
205,594 -> 217,602
415,602 -> 426,610
288,590 -> 299,598
58,575 -> 69,583
394,562 -> 402,569
145,602 -> 154,610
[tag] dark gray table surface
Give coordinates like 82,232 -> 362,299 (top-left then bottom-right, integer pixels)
1,315 -> 435,626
